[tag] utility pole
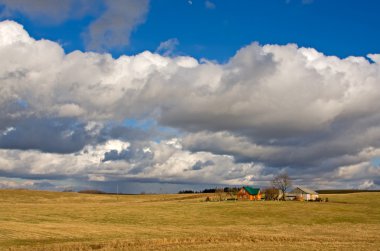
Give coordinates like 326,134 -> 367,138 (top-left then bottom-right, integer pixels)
116,183 -> 119,201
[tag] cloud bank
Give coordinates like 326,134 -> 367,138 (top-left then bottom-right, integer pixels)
0,20 -> 380,192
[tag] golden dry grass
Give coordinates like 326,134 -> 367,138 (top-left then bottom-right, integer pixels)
0,189 -> 380,250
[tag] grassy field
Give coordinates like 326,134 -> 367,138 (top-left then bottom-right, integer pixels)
0,190 -> 380,250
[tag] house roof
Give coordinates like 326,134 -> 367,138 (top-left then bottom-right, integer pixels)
243,186 -> 260,195
292,186 -> 318,195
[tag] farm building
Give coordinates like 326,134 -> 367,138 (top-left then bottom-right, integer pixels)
237,186 -> 262,201
289,186 -> 319,201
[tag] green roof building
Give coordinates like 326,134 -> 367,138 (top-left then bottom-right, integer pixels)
237,186 -> 262,200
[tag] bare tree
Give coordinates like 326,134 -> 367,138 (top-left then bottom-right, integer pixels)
263,187 -> 279,200
215,188 -> 225,201
271,173 -> 292,201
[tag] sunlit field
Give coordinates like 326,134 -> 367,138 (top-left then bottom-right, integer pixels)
1,190 -> 379,250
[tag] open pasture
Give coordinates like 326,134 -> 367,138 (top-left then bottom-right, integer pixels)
0,190 -> 379,250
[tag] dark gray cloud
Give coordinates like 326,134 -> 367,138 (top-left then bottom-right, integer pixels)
85,0 -> 149,52
102,143 -> 154,164
0,0 -> 88,23
205,1 -> 216,9
0,0 -> 149,51
105,125 -> 151,141
0,116 -> 158,154
192,160 -> 215,170
0,118 -> 89,153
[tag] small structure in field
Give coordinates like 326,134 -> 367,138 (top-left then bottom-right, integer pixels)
237,186 -> 262,201
289,186 -> 319,201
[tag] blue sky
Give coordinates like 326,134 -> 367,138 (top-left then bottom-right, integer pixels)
3,0 -> 379,61
0,0 -> 380,193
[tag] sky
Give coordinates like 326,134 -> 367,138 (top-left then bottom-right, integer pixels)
0,0 -> 380,193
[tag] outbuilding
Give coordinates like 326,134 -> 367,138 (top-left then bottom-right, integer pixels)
290,186 -> 319,201
237,186 -> 262,201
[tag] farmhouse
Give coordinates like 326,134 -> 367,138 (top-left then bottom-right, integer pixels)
237,186 -> 262,201
289,186 -> 319,201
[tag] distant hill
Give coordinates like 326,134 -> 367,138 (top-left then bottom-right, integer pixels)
77,189 -> 105,194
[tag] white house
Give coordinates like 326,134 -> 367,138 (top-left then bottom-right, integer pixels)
289,186 -> 319,201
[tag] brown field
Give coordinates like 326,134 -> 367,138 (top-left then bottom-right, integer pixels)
0,189 -> 379,250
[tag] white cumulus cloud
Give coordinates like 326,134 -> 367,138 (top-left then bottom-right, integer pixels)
1,20 -> 380,190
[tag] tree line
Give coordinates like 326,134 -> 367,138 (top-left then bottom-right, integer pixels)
178,187 -> 241,194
